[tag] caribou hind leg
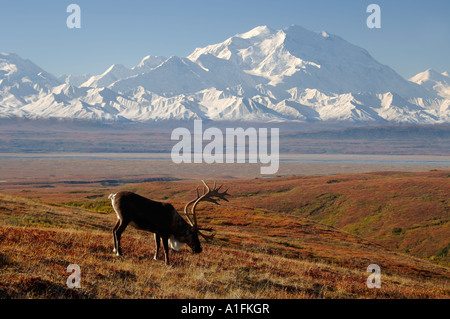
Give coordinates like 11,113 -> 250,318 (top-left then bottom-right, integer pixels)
113,219 -> 129,257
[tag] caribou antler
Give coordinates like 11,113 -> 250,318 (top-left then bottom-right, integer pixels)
184,180 -> 231,241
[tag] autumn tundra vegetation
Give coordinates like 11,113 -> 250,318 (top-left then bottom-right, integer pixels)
0,170 -> 449,299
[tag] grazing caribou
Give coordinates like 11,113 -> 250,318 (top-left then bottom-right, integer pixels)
108,180 -> 230,265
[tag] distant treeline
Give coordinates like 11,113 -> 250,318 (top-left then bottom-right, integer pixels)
7,177 -> 180,187
282,125 -> 450,139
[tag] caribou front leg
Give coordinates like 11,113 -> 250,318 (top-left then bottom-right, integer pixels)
112,219 -> 120,254
154,233 -> 161,260
162,236 -> 170,265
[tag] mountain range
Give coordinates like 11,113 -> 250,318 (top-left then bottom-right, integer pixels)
1,25 -> 449,124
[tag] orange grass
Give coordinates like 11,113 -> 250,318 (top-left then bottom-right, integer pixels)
0,187 -> 449,299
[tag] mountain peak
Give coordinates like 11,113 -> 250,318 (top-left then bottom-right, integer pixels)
0,52 -> 60,88
409,69 -> 450,99
236,25 -> 273,39
409,69 -> 450,84
425,68 -> 443,77
135,55 -> 166,70
1,52 -> 16,57
283,24 -> 316,36
320,30 -> 330,38
80,63 -> 134,88
104,64 -> 128,74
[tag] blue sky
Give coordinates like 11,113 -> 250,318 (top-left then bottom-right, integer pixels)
1,0 -> 449,79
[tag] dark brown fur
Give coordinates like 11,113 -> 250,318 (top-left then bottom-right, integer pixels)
110,191 -> 202,265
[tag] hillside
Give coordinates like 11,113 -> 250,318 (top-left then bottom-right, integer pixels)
0,176 -> 449,299
208,172 -> 450,265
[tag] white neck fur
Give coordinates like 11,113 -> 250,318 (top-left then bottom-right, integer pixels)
168,235 -> 184,251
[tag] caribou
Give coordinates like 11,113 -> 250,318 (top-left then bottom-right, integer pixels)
108,180 -> 230,265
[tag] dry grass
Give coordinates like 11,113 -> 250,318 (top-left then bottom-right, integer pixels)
0,188 -> 449,299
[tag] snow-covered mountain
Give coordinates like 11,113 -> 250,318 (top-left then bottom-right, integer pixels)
1,25 -> 449,124
188,25 -> 429,98
409,69 -> 450,99
0,52 -> 61,118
